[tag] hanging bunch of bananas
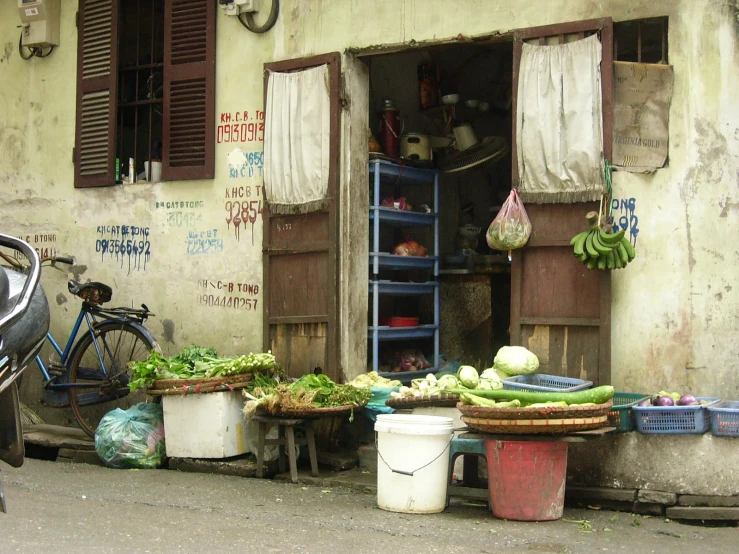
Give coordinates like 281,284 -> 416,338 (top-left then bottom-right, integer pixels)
570,214 -> 636,271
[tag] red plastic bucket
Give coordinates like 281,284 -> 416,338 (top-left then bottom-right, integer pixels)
485,440 -> 568,521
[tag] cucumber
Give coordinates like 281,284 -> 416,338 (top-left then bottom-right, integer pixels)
449,385 -> 614,406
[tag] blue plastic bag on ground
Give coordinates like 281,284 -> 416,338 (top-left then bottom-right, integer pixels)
95,402 -> 166,469
360,386 -> 399,422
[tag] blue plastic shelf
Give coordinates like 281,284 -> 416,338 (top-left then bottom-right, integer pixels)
369,207 -> 436,227
368,324 -> 438,340
369,159 -> 436,185
369,280 -> 438,295
369,253 -> 438,271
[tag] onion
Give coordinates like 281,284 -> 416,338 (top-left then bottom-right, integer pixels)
657,395 -> 675,407
677,394 -> 697,406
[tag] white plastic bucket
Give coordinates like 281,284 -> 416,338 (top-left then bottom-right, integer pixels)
374,414 -> 454,513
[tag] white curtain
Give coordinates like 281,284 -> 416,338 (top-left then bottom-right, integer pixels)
264,65 -> 331,214
516,34 -> 605,204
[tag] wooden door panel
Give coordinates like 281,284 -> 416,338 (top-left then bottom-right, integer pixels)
519,247 -> 600,319
268,253 -> 329,319
268,213 -> 329,249
521,325 -> 599,382
270,323 -> 327,379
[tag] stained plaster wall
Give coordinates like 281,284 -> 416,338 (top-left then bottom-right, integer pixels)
0,0 -> 737,425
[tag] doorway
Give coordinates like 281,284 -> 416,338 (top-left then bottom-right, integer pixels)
363,39 -> 515,375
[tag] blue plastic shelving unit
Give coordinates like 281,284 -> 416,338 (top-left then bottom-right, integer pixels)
368,159 -> 439,380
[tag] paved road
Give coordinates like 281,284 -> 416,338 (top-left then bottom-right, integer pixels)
0,459 -> 735,553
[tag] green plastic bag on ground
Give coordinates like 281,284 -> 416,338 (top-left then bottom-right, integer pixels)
95,402 -> 166,469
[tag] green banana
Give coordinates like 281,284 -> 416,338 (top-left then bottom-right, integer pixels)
572,231 -> 589,257
621,237 -> 636,261
585,232 -> 600,259
586,257 -> 598,270
616,241 -> 629,265
598,227 -> 626,245
613,249 -> 624,269
570,230 -> 589,247
577,251 -> 589,264
597,254 -> 607,270
592,230 -> 616,255
606,250 -> 616,269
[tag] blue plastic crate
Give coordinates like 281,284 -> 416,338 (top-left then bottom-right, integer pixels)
633,397 -> 720,434
502,374 -> 593,393
708,401 -> 739,437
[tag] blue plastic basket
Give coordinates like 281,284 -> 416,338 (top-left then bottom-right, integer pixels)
633,397 -> 720,434
708,401 -> 739,437
502,374 -> 593,393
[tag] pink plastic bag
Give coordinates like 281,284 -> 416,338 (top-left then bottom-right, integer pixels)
486,189 -> 532,251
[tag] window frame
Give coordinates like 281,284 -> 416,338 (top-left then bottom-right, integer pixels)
74,0 -> 216,188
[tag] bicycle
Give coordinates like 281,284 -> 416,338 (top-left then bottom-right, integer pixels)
0,251 -> 161,437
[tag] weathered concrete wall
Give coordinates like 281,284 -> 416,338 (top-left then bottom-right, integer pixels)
0,0 -> 737,425
568,433 -> 739,496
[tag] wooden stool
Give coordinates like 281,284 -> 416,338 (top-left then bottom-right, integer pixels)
252,415 -> 319,483
447,433 -> 489,507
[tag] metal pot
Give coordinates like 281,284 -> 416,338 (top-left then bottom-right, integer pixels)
400,133 -> 432,161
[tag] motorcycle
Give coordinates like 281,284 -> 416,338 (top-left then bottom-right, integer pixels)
0,234 -> 50,513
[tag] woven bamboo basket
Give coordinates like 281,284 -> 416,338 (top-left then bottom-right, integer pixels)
462,414 -> 609,435
146,373 -> 255,395
456,399 -> 613,421
257,401 -> 369,419
385,393 -> 459,409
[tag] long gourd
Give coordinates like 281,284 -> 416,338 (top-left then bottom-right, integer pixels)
449,385 -> 614,406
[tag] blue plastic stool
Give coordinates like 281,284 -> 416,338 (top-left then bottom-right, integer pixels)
446,433 -> 489,506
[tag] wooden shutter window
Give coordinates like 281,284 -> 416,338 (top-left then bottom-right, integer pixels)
163,0 -> 216,181
74,0 -> 118,188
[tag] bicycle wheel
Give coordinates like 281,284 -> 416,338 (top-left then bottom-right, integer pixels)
67,320 -> 160,437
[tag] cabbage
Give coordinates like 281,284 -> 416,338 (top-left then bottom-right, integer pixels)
493,346 -> 539,376
456,365 -> 479,389
480,367 -> 504,384
437,374 -> 459,391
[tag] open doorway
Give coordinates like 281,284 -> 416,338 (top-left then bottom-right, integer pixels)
363,39 -> 514,376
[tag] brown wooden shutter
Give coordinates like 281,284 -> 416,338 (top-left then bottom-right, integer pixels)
163,0 -> 216,181
74,0 -> 118,188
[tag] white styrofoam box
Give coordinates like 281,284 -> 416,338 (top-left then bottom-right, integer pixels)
162,390 -> 248,459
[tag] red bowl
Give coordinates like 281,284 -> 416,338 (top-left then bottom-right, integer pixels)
387,317 -> 419,327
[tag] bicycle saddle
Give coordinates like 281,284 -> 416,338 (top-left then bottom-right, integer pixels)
68,280 -> 113,305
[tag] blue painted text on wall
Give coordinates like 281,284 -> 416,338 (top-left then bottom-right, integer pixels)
95,225 -> 150,272
186,229 -> 224,255
611,197 -> 640,247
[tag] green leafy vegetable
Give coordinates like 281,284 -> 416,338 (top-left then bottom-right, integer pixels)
128,346 -> 279,391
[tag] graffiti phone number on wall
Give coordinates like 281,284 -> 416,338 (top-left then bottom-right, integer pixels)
217,122 -> 264,144
198,295 -> 259,310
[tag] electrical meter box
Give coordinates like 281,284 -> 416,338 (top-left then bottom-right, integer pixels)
18,0 -> 60,48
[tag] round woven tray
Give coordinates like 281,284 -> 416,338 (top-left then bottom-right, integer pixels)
385,393 -> 459,409
456,399 -> 613,420
462,414 -> 609,435
257,401 -> 369,419
146,373 -> 255,395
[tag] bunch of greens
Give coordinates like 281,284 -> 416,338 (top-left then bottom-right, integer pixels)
128,346 -> 279,391
243,373 -> 371,419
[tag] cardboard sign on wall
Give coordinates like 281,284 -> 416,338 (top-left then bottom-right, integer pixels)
612,61 -> 674,173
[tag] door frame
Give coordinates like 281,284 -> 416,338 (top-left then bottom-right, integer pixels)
263,53 -> 342,380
